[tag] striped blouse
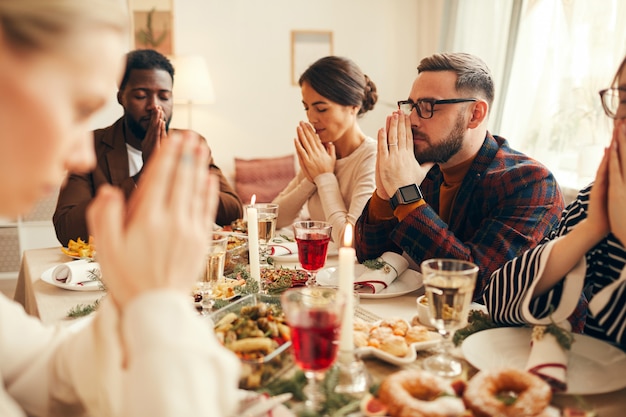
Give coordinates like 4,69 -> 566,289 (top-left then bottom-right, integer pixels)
482,183 -> 626,350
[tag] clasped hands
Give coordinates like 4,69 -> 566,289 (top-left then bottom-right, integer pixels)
294,121 -> 335,183
587,119 -> 626,246
375,111 -> 432,200
87,131 -> 219,309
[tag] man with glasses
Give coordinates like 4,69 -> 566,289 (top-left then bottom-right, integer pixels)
53,49 -> 243,245
355,52 -> 564,301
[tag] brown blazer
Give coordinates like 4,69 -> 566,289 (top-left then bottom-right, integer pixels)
53,117 -> 243,246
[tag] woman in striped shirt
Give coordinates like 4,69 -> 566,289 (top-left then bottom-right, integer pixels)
483,55 -> 626,350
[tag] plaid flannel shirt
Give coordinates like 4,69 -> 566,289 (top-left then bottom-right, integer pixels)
355,133 -> 564,301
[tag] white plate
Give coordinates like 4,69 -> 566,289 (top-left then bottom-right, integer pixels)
356,332 -> 441,366
315,264 -> 423,299
41,266 -> 103,292
462,327 -> 626,395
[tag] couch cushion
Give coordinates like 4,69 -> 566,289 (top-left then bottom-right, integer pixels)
234,154 -> 296,203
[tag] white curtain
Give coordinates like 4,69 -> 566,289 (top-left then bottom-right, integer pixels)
500,0 -> 626,189
443,0 -> 626,190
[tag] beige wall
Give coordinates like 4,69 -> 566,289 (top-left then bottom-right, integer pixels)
90,0 -> 445,179
173,0 -> 426,180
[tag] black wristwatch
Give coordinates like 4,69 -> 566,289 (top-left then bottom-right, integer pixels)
389,184 -> 424,210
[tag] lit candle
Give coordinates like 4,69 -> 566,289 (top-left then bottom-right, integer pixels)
338,223 -> 355,351
247,195 -> 261,289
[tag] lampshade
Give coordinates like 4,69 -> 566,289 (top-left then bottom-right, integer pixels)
169,55 -> 215,104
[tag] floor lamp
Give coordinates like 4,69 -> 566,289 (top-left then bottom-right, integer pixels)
170,55 -> 215,129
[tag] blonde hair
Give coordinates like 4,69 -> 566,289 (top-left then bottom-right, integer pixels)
0,0 -> 128,51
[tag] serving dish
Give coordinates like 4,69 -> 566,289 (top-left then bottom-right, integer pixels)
210,293 -> 293,390
353,318 -> 440,366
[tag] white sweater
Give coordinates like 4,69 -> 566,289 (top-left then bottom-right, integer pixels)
0,292 -> 240,417
273,137 -> 376,248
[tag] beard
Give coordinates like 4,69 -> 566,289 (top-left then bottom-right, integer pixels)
413,112 -> 465,164
125,113 -> 172,140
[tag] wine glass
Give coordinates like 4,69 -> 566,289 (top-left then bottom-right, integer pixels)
248,203 -> 279,264
281,287 -> 345,413
421,258 -> 478,378
293,221 -> 332,286
196,234 -> 228,314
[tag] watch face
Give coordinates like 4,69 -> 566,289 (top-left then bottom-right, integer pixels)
400,185 -> 422,201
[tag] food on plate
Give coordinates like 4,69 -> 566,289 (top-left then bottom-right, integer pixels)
230,218 -> 247,233
463,368 -> 552,417
360,393 -> 389,417
213,301 -> 291,389
353,317 -> 431,357
224,234 -> 248,275
378,369 -> 466,417
61,236 -> 95,258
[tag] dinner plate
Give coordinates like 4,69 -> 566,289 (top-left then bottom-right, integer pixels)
462,327 -> 626,395
41,266 -> 103,292
315,264 -> 423,299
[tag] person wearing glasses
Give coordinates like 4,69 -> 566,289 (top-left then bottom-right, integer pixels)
354,52 -> 564,300
53,49 -> 243,246
273,56 -> 378,247
483,56 -> 626,347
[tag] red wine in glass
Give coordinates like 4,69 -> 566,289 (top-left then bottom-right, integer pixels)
290,310 -> 341,371
296,234 -> 331,271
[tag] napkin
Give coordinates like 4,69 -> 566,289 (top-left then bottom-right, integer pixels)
52,259 -> 101,285
525,321 -> 571,393
354,252 -> 409,294
269,239 -> 298,257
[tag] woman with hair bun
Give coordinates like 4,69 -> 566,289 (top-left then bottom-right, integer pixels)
273,56 -> 378,246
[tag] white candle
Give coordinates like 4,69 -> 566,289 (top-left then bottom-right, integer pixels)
338,223 -> 355,351
247,195 -> 261,289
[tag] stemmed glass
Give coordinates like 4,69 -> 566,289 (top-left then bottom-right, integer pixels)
293,221 -> 332,286
281,287 -> 345,413
197,234 -> 228,314
248,203 -> 279,264
421,258 -> 478,377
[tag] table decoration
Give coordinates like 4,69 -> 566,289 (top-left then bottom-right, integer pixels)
356,252 -> 408,294
247,195 -> 262,287
335,224 -> 370,396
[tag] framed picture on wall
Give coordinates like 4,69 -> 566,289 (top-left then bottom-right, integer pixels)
291,30 -> 334,85
129,0 -> 174,55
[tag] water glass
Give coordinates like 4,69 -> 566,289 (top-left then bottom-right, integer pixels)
247,203 -> 279,264
421,258 -> 478,377
198,234 -> 228,312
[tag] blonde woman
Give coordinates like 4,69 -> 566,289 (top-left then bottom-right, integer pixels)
273,56 -> 378,246
0,1 -> 239,416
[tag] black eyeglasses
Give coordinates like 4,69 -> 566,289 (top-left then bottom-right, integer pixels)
397,98 -> 477,119
599,87 -> 626,119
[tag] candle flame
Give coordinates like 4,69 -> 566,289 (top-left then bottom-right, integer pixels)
343,223 -> 353,247
250,194 -> 256,205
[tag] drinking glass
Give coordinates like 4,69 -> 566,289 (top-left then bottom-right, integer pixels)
197,234 -> 228,313
293,221 -> 332,286
421,258 -> 478,377
281,287 -> 345,413
248,203 -> 279,264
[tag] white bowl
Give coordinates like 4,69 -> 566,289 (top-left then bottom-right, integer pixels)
416,295 -> 433,327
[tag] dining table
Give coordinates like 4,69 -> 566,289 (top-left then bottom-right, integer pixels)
13,246 -> 626,416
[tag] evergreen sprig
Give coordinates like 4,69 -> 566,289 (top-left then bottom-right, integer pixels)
67,298 -> 101,318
